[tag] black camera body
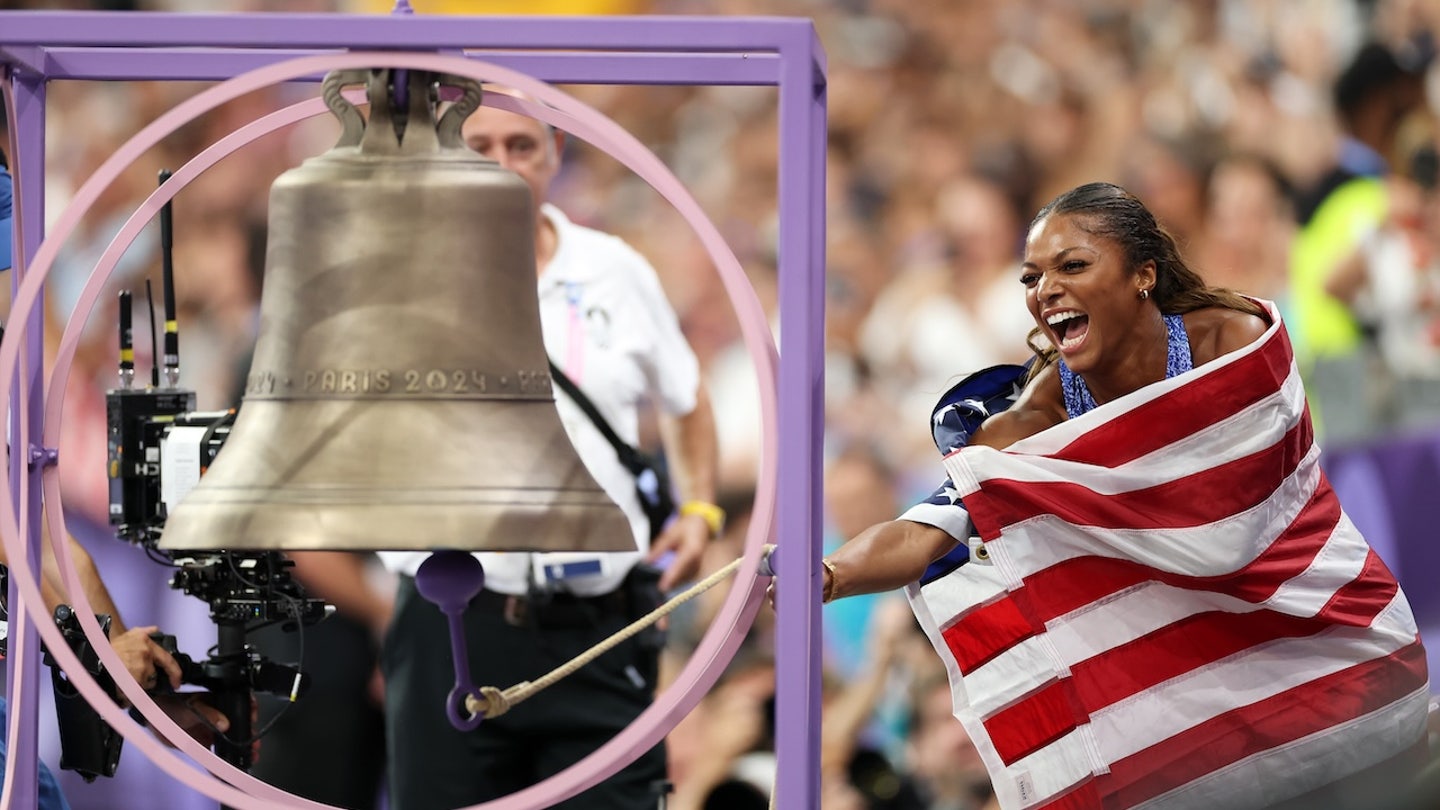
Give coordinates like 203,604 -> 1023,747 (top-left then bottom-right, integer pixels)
102,383 -> 325,629
105,386 -> 232,547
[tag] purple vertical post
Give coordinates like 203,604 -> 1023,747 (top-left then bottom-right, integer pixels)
4,67 -> 48,810
772,25 -> 826,810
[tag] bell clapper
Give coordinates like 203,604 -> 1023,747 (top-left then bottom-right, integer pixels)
415,551 -> 488,731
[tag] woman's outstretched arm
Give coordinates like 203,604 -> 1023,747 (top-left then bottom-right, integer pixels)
822,519 -> 959,602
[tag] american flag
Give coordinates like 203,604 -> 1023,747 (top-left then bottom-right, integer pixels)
906,302 -> 1429,809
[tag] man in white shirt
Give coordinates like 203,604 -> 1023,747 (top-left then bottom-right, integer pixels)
374,99 -> 721,810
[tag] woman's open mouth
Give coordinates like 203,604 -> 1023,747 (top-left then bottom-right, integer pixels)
1046,310 -> 1090,354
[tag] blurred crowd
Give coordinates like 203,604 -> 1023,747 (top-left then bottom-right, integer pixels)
6,0 -> 1440,808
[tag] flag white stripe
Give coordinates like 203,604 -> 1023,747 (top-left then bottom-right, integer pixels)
957,681 -> 1428,810
1042,579 -> 1267,666
1119,361 -> 1304,469
1036,516 -> 1385,669
994,724 -> 1106,809
961,634 -> 1070,718
916,557 -> 1008,632
942,362 -> 1306,500
984,448 -> 1323,580
906,580 -> 973,708
909,583 -> 1108,809
1087,594 -> 1418,763
1262,513 -> 1370,618
931,567 -> 1425,808
907,580 -> 1061,808
1134,687 -> 1431,810
959,525 -> 1407,724
898,499 -> 974,540
966,624 -> 1425,810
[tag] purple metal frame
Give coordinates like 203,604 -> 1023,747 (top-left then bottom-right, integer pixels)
0,10 -> 826,810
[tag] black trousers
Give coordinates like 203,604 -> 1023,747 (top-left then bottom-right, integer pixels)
382,574 -> 666,810
250,614 -> 387,809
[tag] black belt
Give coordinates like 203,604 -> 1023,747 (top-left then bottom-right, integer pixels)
470,586 -> 629,628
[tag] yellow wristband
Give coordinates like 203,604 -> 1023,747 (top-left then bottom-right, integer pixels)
679,500 -> 726,537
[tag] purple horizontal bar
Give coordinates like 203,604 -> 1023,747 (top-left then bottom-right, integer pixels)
0,11 -> 810,52
21,47 -> 783,85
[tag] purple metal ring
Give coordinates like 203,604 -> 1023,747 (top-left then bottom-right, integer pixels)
1,49 -> 780,810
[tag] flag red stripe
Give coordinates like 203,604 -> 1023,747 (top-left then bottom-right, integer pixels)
943,594 -> 1036,675
970,415 -> 1311,540
1097,640 -> 1429,808
936,488 -> 1357,697
984,679 -> 1089,765
964,559 -> 1397,731
1014,482 -> 1341,624
1052,322 -> 1293,467
971,590 -> 1404,768
1069,609 -> 1327,711
1313,548 -> 1399,627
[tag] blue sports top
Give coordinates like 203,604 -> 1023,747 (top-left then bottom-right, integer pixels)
1057,312 -> 1192,418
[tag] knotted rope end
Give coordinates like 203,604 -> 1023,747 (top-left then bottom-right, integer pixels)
465,683 -> 525,720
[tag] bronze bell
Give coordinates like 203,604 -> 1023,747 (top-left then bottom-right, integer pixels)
158,69 -> 633,554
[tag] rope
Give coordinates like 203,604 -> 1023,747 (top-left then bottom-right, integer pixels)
463,546 -> 771,720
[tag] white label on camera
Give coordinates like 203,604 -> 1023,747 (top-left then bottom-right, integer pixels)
160,426 -> 207,509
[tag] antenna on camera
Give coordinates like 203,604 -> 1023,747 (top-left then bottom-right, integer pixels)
117,290 -> 134,390
158,169 -> 180,389
145,278 -> 160,389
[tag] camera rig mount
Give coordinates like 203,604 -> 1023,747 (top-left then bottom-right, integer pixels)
84,173 -> 330,774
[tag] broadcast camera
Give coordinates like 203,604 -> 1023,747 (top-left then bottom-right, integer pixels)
49,170 -> 329,777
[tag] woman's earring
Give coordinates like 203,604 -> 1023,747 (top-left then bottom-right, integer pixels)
1139,288 -> 1151,300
